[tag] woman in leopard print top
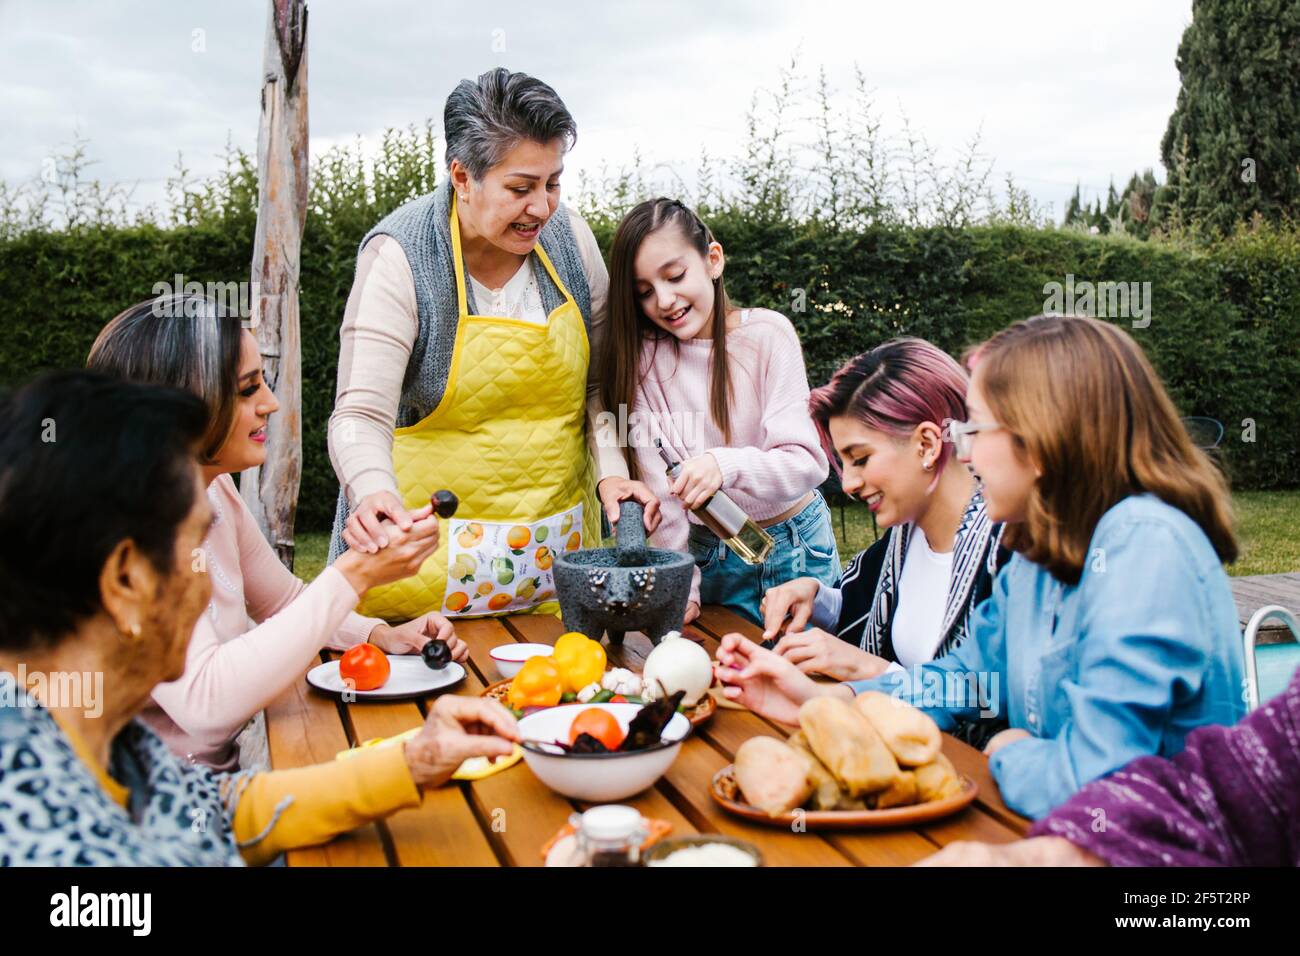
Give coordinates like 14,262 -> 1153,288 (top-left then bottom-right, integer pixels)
0,372 -> 518,866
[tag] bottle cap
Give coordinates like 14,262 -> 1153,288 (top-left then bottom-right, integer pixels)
579,804 -> 643,842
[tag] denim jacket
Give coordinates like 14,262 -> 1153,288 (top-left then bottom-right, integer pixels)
847,494 -> 1245,820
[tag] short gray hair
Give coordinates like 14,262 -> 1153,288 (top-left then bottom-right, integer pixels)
443,67 -> 576,180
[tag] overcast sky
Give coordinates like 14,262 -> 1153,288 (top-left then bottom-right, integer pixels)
0,0 -> 1193,221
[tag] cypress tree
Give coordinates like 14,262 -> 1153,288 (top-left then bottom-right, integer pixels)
1155,0 -> 1300,232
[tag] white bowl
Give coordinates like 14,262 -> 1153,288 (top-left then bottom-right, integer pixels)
518,703 -> 691,802
489,643 -> 553,679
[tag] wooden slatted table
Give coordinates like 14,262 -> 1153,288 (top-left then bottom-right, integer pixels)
266,605 -> 1031,866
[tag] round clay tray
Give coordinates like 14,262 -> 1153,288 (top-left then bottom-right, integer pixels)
686,693 -> 717,726
481,677 -> 513,705
481,678 -> 716,726
710,764 -> 979,829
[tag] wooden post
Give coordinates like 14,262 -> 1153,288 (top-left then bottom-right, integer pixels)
242,0 -> 308,569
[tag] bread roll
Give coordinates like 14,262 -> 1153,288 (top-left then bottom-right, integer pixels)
874,770 -> 918,809
734,736 -> 813,816
913,752 -> 965,802
851,691 -> 942,766
788,731 -> 847,811
798,696 -> 900,796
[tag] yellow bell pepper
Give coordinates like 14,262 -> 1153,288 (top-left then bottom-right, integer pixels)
507,656 -> 564,709
551,632 -> 607,694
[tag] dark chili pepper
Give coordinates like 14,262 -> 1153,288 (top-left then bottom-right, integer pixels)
568,733 -> 611,754
421,639 -> 453,670
430,489 -> 459,519
622,691 -> 685,751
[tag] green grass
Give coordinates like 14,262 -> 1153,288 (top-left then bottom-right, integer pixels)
1231,490 -> 1300,576
824,490 -> 1300,577
290,490 -> 1300,584
295,532 -> 331,584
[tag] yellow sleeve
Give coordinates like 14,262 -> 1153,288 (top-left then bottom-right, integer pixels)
227,743 -> 421,866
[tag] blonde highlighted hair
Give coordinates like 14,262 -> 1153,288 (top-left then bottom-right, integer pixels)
972,314 -> 1236,583
87,295 -> 244,466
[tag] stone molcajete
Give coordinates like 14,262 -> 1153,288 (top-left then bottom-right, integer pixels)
553,500 -> 693,646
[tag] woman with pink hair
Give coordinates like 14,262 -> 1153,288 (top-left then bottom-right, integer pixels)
760,338 -> 1010,747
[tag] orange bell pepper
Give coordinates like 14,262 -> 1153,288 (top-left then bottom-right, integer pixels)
507,656 -> 564,709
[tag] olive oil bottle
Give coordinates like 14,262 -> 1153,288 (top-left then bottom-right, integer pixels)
656,439 -> 774,565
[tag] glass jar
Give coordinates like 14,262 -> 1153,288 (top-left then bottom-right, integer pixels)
570,805 -> 645,867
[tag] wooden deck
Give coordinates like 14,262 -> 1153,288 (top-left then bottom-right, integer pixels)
1230,572 -> 1300,643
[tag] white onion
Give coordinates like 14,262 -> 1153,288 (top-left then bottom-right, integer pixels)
641,631 -> 713,707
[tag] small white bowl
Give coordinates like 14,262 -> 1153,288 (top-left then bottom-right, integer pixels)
518,703 -> 691,802
489,643 -> 554,679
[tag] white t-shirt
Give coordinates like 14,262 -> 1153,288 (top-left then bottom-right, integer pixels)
887,526 -> 954,670
469,258 -> 546,325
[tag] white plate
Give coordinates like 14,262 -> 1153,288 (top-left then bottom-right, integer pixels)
306,656 -> 466,700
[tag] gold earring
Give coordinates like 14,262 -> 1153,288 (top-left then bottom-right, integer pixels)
130,622 -> 142,639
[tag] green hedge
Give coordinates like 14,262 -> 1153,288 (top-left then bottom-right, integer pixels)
2,216 -> 1296,531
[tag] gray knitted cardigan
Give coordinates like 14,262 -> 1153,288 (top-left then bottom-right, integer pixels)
328,179 -> 593,562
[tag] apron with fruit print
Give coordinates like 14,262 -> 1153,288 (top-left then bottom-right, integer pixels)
355,198 -> 600,622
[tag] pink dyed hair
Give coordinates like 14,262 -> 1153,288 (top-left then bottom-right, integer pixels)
808,338 -> 969,475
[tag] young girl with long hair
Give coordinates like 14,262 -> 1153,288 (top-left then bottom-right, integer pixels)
598,198 -> 838,625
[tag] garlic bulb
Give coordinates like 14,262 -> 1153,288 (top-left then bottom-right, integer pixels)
641,631 -> 713,707
601,668 -> 643,697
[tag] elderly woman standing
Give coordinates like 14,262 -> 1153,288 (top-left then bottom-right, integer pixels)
328,67 -> 655,622
0,372 -> 518,865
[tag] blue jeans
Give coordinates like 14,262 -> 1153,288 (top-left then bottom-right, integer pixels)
688,491 -> 841,627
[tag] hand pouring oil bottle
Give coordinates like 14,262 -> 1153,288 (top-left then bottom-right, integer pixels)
656,439 -> 774,565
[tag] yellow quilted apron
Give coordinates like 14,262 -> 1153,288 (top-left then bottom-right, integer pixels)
356,197 -> 600,622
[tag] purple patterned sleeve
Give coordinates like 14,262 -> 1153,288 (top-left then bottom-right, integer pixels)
1029,670 -> 1300,866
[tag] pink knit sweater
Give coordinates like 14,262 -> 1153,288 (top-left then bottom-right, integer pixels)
628,309 -> 829,604
139,475 -> 379,771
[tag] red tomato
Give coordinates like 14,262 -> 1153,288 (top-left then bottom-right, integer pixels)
339,644 -> 390,691
568,708 -> 626,751
609,695 -> 628,704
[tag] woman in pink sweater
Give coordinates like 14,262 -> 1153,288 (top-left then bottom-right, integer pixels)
87,296 -> 468,770
598,198 -> 837,626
